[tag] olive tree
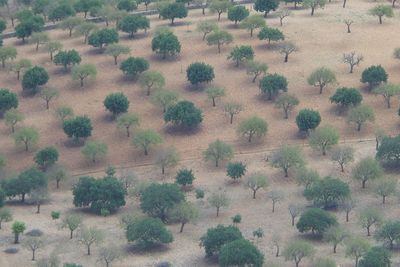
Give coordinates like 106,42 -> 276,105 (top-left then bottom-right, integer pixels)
186,62 -> 214,86
227,45 -> 254,67
361,65 -> 388,90
254,0 -> 279,17
268,190 -> 284,212
105,44 -> 130,65
39,88 -> 59,110
138,71 -> 165,96
374,177 -> 397,204
240,15 -> 266,37
374,221 -> 400,249
303,0 -> 327,16
259,74 -> 288,100
246,173 -> 268,199
275,94 -> 299,119
276,8 -> 291,26
283,240 -> 315,267
132,129 -> 163,155
359,207 -> 383,236
237,116 -> 268,142
203,139 -> 233,167
330,87 -> 362,112
347,105 -> 375,131
345,236 -> 370,267
288,204 -> 303,226
156,147 -> 179,174
323,225 -> 349,253
116,113 -> 139,137
59,17 -> 84,37
227,5 -> 249,25
0,46 -> 17,68
22,236 -> 44,260
46,41 -> 63,61
78,226 -> 105,255
75,22 -> 98,44
278,41 -> 297,63
373,83 -> 400,109
295,167 -> 320,189
343,51 -> 363,73
307,67 -> 337,94
97,245 -> 121,267
55,105 -> 74,124
81,141 -> 108,163
331,146 -> 354,172
208,191 -> 229,216
14,127 -> 39,151
0,207 -> 12,229
224,102 -> 242,124
12,221 -> 26,244
206,30 -> 233,53
369,5 -> 394,24
4,108 -> 24,133
151,30 -> 181,59
352,157 -> 383,188
246,60 -> 268,83
309,125 -> 339,155
169,201 -> 199,233
258,27 -> 284,45
62,214 -> 83,239
271,145 -> 304,177
197,20 -> 218,40
206,87 -> 225,106
29,32 -> 49,51
151,89 -> 179,113
339,198 -> 356,222
209,0 -> 232,20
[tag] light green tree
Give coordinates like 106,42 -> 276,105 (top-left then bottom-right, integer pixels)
372,83 -> 400,108
309,125 -> 339,155
75,22 -> 98,44
237,116 -> 268,142
14,127 -> 39,151
303,0 -> 327,16
208,191 -> 230,216
240,15 -> 266,37
39,87 -> 59,110
55,105 -> 74,123
78,226 -> 105,255
116,113 -> 140,137
369,5 -> 394,24
347,105 -> 375,131
359,207 -> 383,236
246,173 -> 268,199
271,145 -> 305,177
0,207 -> 12,229
169,201 -> 200,232
138,70 -> 165,96
4,108 -> 24,133
206,87 -> 225,107
206,30 -> 233,53
71,64 -> 97,87
22,236 -> 44,260
29,32 -> 49,51
209,0 -> 232,20
150,89 -> 179,113
156,147 -> 179,174
345,236 -> 370,267
105,44 -> 131,65
203,139 -> 233,167
62,214 -> 83,239
12,221 -> 26,244
0,46 -> 17,68
81,140 -> 108,163
46,41 -> 63,61
59,17 -> 84,37
12,58 -> 31,80
307,67 -> 337,94
132,129 -> 163,155
246,60 -> 268,83
283,240 -> 315,267
352,157 -> 383,188
323,225 -> 349,253
197,20 -> 218,40
331,146 -> 354,172
275,94 -> 299,119
374,177 -> 397,204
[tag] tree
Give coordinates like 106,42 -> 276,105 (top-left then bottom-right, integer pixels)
278,41 -> 297,62
47,164 -> 68,189
259,73 -> 288,100
74,0 -> 102,17
81,141 -> 108,163
29,186 -> 49,214
206,30 -> 233,53
170,201 -> 199,233
62,214 -> 83,239
46,41 -> 63,61
15,16 -> 45,43
219,239 -> 264,267
237,116 -> 268,142
186,62 -> 214,86
374,221 -> 400,249
12,221 -> 26,244
175,168 -> 195,188
226,162 -> 246,181
118,15 -> 149,38
343,51 -> 363,73
164,100 -> 203,129
330,87 -> 362,112
246,173 -> 268,199
347,105 -> 375,131
359,247 -> 391,267
156,147 -> 179,174
283,240 -> 315,267
339,198 -> 356,223
88,28 -> 119,49
71,64 -> 97,87
23,236 -> 45,261
376,135 -> 400,166
206,87 -> 225,107
240,15 -> 266,37
73,176 -> 125,214
258,27 -> 284,45
75,22 -> 98,44
22,66 -> 49,93
12,59 -> 32,81
227,6 -> 249,25
224,102 -> 242,124
307,67 -> 337,94
0,207 -> 12,229
151,89 -> 179,113
39,87 -> 59,110
227,46 -> 254,67
160,2 -> 187,24
288,204 -> 303,226
117,0 -> 137,11
138,71 -> 165,96
254,0 -> 279,17
116,113 -> 139,137
352,157 -> 382,188
304,176 -> 350,209
208,191 -> 230,217
203,139 -> 233,167
4,109 -> 24,133
55,105 -> 74,124
132,129 -> 163,155
34,146 -> 59,171
295,167 -> 320,189
246,60 -> 268,83
140,183 -> 184,222
296,109 -> 321,133
197,20 -> 218,41
275,94 -> 299,119
48,3 -> 76,22
271,145 -> 305,177
59,17 -> 84,37
331,146 -> 354,172
104,92 -> 129,117
268,190 -> 284,212
296,208 -> 337,236
309,125 -> 339,155
374,177 -> 397,204
97,245 -> 122,267
53,50 -> 81,71
373,83 -> 400,109
276,8 -> 291,26
359,207 -> 383,236
345,236 -> 370,267
369,5 -> 393,24
361,65 -> 388,89
63,116 -> 93,142
0,89 -> 18,116
200,224 -> 242,257
303,0 -> 326,16
209,0 -> 232,20
151,30 -> 181,59
105,44 -> 130,66
120,57 -> 149,77
323,225 -> 349,253
78,226 -> 104,255
14,127 -> 39,151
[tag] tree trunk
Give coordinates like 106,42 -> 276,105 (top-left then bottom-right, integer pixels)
56,179 -> 60,189
144,147 -> 148,155
387,98 -> 391,108
70,230 -> 73,239
80,78 -> 84,87
248,133 -> 252,142
218,12 -> 221,21
333,244 -> 337,253
280,18 -> 283,26
22,193 -> 25,203
311,7 -> 315,16
250,28 -> 253,37
252,190 -> 256,199
264,11 -> 268,18
346,211 -> 349,222
50,52 -> 53,61
87,245 -> 91,255
319,85 -> 323,94
230,114 -> 234,124
357,123 -> 361,131
252,73 -> 258,83
37,203 -> 41,214
25,142 -> 29,151
202,32 -> 207,40
350,64 -> 354,73
322,146 -> 326,155
379,16 -> 382,24
284,168 -> 288,177
367,225 -> 370,236
382,195 -> 386,204
17,71 -> 20,80
126,127 -> 130,137
171,17 -> 175,25
202,7 -> 205,15
11,124 -> 15,133
272,202 -> 275,212
343,0 -> 347,7
69,29 -> 73,37
179,222 -> 185,233
284,54 -> 288,63
340,163 -> 344,172
216,207 -> 220,217
215,159 -> 219,167
217,43 -> 221,53
36,42 -> 39,51
212,97 -> 216,107
275,245 -> 279,257
14,233 -> 19,244
347,24 -> 351,33
393,0 -> 396,7
355,257 -> 359,267
114,56 -> 118,65
362,180 -> 366,188
162,166 -> 165,174
2,60 -> 4,68
32,249 -> 36,261
291,216 -> 295,226
46,100 -> 50,110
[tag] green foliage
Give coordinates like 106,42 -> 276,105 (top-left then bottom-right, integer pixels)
258,27 -> 284,45
296,208 -> 337,236
369,5 -> 394,24
12,221 -> 26,243
374,177 -> 397,204
59,17 -> 84,37
323,225 -> 349,253
88,28 -> 119,49
254,0 -> 279,17
232,214 -> 242,224
0,89 -> 18,115
81,140 -> 108,163
361,65 -> 388,89
12,58 -> 32,80
195,188 -> 205,199
376,135 -> 400,166
169,201 -> 199,232
53,50 -> 81,71
330,87 -> 362,110
14,127 -> 39,151
246,60 -> 268,82
117,0 -> 137,11
246,173 -> 268,199
105,43 -> 130,65
347,105 -> 375,131
186,62 -> 214,85
132,129 -> 163,155
295,109 -> 321,133
71,64 -> 97,87
227,6 -> 249,24
227,45 -> 254,67
283,240 -> 315,267
55,105 -> 74,123
303,0 -> 326,15
120,57 -> 149,76
34,146 -> 59,171
118,15 -> 149,38
164,100 -> 203,129
307,67 -> 337,94
352,157 -> 382,188
48,2 -> 76,22
116,112 -> 140,137
304,176 -> 350,209
359,207 -> 384,236
240,15 -> 266,37
224,102 -> 242,124
197,20 -> 218,40
0,207 -> 12,229
208,191 -> 230,216
226,162 -> 246,181
51,211 -> 60,220
140,183 -> 184,222
151,88 -> 178,111
275,93 -> 299,119
46,41 -> 63,61
61,214 -> 83,239
22,66 -> 49,93
206,30 -> 233,53
345,236 -> 370,267
200,224 -> 242,257
73,176 -> 126,214
374,221 -> 400,249
204,139 -> 234,167
77,226 -> 105,255
373,83 -> 400,108
74,0 -> 103,17
139,71 -> 165,96
219,239 -> 264,267
39,87 -> 59,109
309,125 -> 339,155
0,46 -> 17,68
104,92 -> 129,116
330,146 -> 354,172
259,73 -> 288,100
359,247 -> 391,267
206,87 -> 225,106
159,2 -> 188,24
237,116 -> 268,142
126,217 -> 173,249
15,15 -> 44,42
175,168 -> 195,187
63,115 -> 93,141
271,145 -> 304,177
295,167 -> 320,189
209,0 -> 232,20
75,22 -> 98,44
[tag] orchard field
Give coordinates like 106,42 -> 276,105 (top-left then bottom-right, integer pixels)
0,0 -> 400,266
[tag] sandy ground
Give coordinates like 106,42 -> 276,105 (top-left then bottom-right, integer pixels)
1,0 -> 400,266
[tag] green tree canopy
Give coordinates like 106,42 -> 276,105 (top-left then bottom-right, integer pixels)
204,139 -> 234,167
131,129 -> 163,155
164,100 -> 203,129
296,208 -> 337,236
200,224 -> 242,257
219,239 -> 264,267
237,116 -> 268,142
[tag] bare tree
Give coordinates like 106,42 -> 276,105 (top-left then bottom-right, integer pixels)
78,226 -> 105,255
343,52 -> 363,73
278,42 -> 297,63
97,245 -> 122,267
344,19 -> 353,33
276,9 -> 291,26
22,236 -> 44,261
268,190 -> 284,212
29,187 -> 49,214
288,204 -> 303,226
